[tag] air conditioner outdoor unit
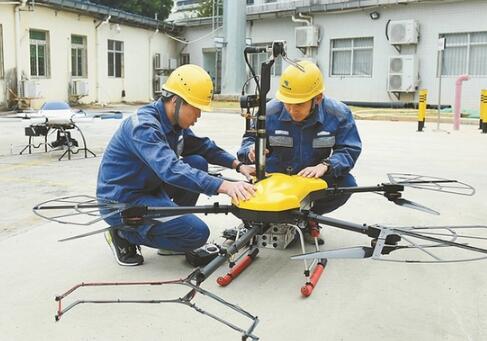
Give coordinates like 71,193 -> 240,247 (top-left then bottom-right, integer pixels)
168,58 -> 178,70
71,80 -> 89,96
160,55 -> 169,70
387,55 -> 419,92
295,26 -> 320,48
22,80 -> 42,98
388,20 -> 419,45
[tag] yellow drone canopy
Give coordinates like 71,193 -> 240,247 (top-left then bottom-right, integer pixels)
235,173 -> 327,212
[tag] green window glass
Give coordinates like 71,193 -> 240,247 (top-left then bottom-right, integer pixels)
71,35 -> 87,77
29,30 -> 49,77
107,39 -> 124,78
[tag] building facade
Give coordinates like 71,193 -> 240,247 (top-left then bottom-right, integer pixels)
172,0 -> 487,110
0,0 -> 179,109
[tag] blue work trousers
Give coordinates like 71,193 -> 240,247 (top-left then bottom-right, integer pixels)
312,173 -> 357,214
118,155 -> 210,252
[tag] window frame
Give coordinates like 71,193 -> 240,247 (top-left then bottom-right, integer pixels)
439,31 -> 487,77
249,43 -> 282,77
71,35 -> 87,78
329,37 -> 374,78
29,29 -> 50,78
107,39 -> 124,78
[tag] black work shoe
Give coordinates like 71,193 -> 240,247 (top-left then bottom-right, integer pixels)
105,230 -> 144,266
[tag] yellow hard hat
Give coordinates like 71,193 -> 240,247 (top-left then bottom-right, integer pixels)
162,64 -> 213,112
275,60 -> 325,104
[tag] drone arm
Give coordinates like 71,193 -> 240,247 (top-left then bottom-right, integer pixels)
296,211 -> 370,235
306,184 -> 404,202
122,203 -> 234,223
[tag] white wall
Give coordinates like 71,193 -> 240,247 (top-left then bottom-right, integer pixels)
181,0 -> 487,110
17,6 -> 97,107
311,0 -> 487,109
179,25 -> 215,67
0,4 -> 177,109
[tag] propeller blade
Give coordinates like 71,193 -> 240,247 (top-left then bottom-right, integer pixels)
58,225 -> 135,242
58,226 -> 111,242
291,246 -> 372,260
393,198 -> 440,215
387,173 -> 475,196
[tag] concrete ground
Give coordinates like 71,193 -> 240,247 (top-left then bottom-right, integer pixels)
0,107 -> 486,341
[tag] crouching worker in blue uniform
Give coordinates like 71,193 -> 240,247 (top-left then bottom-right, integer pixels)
97,64 -> 256,266
237,61 -> 361,245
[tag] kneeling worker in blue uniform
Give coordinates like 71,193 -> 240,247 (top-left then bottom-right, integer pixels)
237,61 -> 362,244
97,64 -> 256,266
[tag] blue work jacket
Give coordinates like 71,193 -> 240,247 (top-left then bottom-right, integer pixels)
97,100 -> 236,204
237,97 -> 362,178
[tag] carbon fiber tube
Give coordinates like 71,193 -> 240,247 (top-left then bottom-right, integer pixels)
195,227 -> 261,283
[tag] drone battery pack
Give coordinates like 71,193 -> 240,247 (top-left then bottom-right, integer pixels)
185,243 -> 221,267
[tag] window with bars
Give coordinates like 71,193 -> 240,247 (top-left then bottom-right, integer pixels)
0,25 -> 4,79
440,32 -> 487,76
249,45 -> 282,77
71,35 -> 87,78
108,39 -> 124,78
330,37 -> 373,77
30,30 -> 50,77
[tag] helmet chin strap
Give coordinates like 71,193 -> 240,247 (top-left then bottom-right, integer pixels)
304,97 -> 319,120
173,97 -> 183,128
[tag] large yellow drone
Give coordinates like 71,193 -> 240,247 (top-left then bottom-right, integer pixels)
33,42 -> 486,341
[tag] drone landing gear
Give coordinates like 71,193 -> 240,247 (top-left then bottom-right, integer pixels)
19,123 -> 96,161
218,246 -> 259,287
215,222 -> 327,297
302,259 -> 327,297
293,225 -> 327,297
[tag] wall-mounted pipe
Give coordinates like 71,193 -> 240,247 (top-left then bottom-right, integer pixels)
298,12 -> 313,25
453,74 -> 470,130
291,14 -> 310,26
95,15 -> 111,104
95,14 -> 111,29
148,28 -> 159,101
14,0 -> 28,96
342,100 -> 450,110
291,12 -> 313,57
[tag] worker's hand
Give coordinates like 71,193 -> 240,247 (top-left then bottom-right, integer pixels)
248,146 -> 270,163
237,164 -> 256,181
218,180 -> 256,203
297,164 -> 328,178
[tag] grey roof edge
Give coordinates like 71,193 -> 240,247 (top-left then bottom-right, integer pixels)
36,0 -> 182,33
172,0 -> 464,25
